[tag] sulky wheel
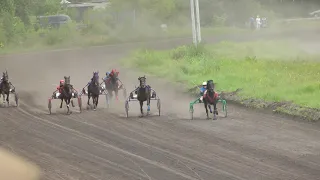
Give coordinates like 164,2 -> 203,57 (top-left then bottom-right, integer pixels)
221,99 -> 228,118
123,88 -> 127,100
189,107 -> 194,120
105,94 -> 109,108
48,98 -> 52,114
77,97 -> 82,113
125,100 -> 129,117
93,101 -> 97,110
157,98 -> 161,116
14,92 -> 19,107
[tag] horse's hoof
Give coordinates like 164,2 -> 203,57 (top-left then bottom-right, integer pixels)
213,117 -> 217,120
206,117 -> 210,120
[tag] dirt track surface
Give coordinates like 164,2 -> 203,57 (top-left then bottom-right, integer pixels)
1,37 -> 320,180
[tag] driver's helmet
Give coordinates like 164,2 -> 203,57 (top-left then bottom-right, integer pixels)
111,69 -> 118,76
202,81 -> 207,87
106,72 -> 110,76
60,79 -> 65,86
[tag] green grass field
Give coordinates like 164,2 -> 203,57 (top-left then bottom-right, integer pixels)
122,40 -> 320,109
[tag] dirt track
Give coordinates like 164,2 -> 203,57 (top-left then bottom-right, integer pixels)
1,38 -> 320,180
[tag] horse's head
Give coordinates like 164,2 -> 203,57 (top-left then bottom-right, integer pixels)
206,80 -> 215,92
64,76 -> 71,85
92,71 -> 99,86
2,72 -> 8,82
138,76 -> 146,88
110,70 -> 118,82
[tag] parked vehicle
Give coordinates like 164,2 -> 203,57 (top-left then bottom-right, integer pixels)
34,14 -> 71,30
309,10 -> 320,17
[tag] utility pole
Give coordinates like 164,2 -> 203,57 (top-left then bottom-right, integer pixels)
190,0 -> 197,46
194,0 -> 201,43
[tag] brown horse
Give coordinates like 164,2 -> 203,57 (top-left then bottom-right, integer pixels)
203,80 -> 219,120
105,69 -> 120,101
0,71 -> 10,106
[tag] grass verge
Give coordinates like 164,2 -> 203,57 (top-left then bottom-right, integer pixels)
122,40 -> 320,121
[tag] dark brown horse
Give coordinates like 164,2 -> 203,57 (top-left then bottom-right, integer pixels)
203,80 -> 219,120
87,71 -> 100,110
136,76 -> 151,117
105,70 -> 120,101
60,76 -> 75,114
0,71 -> 10,106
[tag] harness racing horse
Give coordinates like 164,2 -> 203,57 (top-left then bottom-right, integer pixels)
105,71 -> 120,101
87,71 -> 100,110
60,76 -> 75,114
136,76 -> 151,117
203,80 -> 219,120
0,71 -> 10,106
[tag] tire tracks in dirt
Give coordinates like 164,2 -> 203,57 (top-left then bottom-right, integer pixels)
1,32 -> 320,180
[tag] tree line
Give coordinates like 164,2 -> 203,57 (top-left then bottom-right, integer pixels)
1,0 -> 320,47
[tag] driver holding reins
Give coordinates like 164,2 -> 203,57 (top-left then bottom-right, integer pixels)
199,81 -> 207,103
103,72 -> 110,81
56,79 -> 65,93
104,69 -> 119,81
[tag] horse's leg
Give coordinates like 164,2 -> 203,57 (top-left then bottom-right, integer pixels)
2,92 -> 5,105
96,95 -> 99,107
139,100 -> 144,117
115,89 -> 119,101
147,92 -> 151,113
66,98 -> 70,114
110,90 -> 113,100
6,91 -> 9,106
93,95 -> 97,110
87,93 -> 91,105
107,89 -> 112,100
213,102 -> 218,120
60,97 -> 63,108
214,97 -> 219,116
208,104 -> 212,113
64,98 -> 68,113
204,101 -> 209,119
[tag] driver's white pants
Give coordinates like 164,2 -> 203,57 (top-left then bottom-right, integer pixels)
200,96 -> 203,101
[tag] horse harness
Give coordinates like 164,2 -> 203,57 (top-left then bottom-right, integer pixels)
105,75 -> 119,88
203,90 -> 219,103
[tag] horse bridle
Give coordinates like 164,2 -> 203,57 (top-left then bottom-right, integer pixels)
2,73 -> 8,81
138,77 -> 146,88
93,75 -> 99,86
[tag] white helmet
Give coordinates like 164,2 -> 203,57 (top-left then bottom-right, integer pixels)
202,82 -> 207,86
